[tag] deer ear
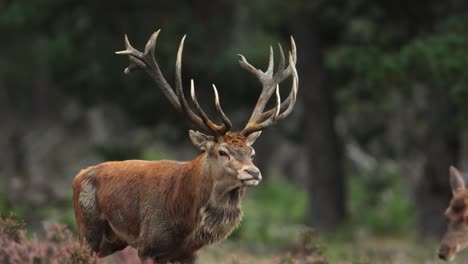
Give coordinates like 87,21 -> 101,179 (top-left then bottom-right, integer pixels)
189,130 -> 215,151
246,132 -> 261,146
450,166 -> 466,195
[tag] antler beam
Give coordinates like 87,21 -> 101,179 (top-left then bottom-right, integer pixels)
116,30 -> 232,136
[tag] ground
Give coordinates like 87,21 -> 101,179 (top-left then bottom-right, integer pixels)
98,236 -> 468,264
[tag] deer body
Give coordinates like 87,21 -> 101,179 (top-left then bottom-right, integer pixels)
73,154 -> 245,262
72,29 -> 298,263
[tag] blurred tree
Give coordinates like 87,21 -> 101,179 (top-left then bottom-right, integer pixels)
290,14 -> 346,230
238,0 -> 347,230
329,0 -> 468,236
414,3 -> 467,237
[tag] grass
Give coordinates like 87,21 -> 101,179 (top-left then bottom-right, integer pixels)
347,166 -> 414,237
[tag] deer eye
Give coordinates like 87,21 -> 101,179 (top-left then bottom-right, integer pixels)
251,154 -> 255,160
453,204 -> 465,213
218,150 -> 228,157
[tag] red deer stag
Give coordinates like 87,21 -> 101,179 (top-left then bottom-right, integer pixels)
439,166 -> 468,261
72,29 -> 298,263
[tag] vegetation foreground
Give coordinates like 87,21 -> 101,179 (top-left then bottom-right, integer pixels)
2,214 -> 467,264
1,177 -> 463,263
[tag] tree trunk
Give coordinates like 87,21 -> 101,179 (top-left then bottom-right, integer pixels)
415,0 -> 464,238
289,15 -> 346,230
416,86 -> 460,237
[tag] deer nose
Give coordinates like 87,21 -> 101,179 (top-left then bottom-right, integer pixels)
438,247 -> 449,260
438,251 -> 447,260
244,169 -> 261,180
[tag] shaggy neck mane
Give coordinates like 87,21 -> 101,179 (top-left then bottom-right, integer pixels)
165,153 -> 244,224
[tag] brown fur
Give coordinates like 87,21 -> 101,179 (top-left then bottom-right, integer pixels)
439,166 -> 468,261
222,132 -> 247,147
73,134 -> 253,263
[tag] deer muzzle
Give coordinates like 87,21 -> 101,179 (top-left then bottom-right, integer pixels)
238,166 -> 262,186
438,242 -> 459,261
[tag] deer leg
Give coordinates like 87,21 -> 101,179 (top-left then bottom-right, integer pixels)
97,221 -> 128,257
97,239 -> 127,258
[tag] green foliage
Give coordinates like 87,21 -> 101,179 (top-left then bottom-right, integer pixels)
0,1 -> 49,28
37,192 -> 77,233
233,178 -> 307,244
141,148 -> 171,161
0,179 -> 28,222
348,167 -> 414,236
0,177 -> 10,217
0,176 -> 76,234
330,14 -> 468,108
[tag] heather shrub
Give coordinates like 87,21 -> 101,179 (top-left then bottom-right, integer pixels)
0,215 -> 96,264
281,228 -> 328,264
0,215 -> 329,264
0,214 -> 24,242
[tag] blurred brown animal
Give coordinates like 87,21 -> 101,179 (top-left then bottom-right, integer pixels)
438,166 -> 468,261
72,29 -> 298,263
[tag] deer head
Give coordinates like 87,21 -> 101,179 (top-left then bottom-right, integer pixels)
439,166 -> 468,261
116,30 -> 298,187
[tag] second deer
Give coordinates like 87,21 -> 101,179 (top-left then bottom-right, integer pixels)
439,166 -> 468,261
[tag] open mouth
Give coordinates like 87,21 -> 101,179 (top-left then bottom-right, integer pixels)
241,179 -> 260,186
238,171 -> 262,186
241,177 -> 261,186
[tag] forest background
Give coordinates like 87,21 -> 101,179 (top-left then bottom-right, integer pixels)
1,0 -> 467,262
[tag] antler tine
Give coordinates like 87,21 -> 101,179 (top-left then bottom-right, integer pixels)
265,46 -> 274,77
277,53 -> 298,119
240,37 -> 299,136
173,36 -> 215,134
189,80 -> 233,136
115,34 -> 144,73
238,54 -> 263,79
241,86 -> 282,136
116,30 -> 181,110
271,37 -> 296,84
190,79 -> 229,135
212,84 -> 233,133
277,43 -> 286,72
246,55 -> 297,125
240,72 -> 297,137
190,79 -> 214,128
240,37 -> 297,125
144,30 -> 159,58
291,36 -> 297,64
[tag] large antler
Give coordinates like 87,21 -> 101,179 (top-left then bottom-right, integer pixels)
115,30 -> 232,136
239,37 -> 299,136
